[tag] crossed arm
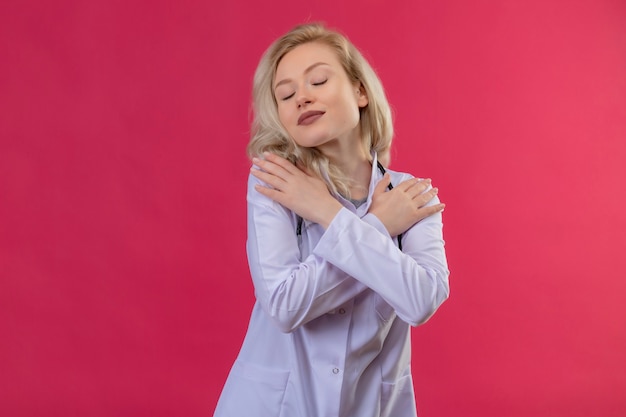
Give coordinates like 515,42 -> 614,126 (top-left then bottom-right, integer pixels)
250,152 -> 445,236
247,153 -> 449,332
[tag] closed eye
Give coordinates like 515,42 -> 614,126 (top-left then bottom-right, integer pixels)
312,79 -> 327,86
281,92 -> 295,101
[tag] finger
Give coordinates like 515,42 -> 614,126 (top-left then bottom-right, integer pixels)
250,166 -> 287,190
415,203 -> 446,221
414,187 -> 439,208
252,156 -> 293,181
396,177 -> 422,193
403,178 -> 431,196
263,152 -> 301,175
254,183 -> 287,205
373,173 -> 391,196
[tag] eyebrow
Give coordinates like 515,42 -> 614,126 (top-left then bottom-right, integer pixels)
274,62 -> 330,90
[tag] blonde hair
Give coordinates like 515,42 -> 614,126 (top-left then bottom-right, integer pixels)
247,23 -> 393,197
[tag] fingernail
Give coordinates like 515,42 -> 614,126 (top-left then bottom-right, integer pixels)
433,187 -> 438,193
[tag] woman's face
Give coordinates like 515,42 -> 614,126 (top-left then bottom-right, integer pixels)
273,42 -> 368,153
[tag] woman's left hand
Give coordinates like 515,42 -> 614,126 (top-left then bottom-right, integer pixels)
368,174 -> 444,237
251,152 -> 343,229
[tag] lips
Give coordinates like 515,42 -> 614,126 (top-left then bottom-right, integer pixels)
297,110 -> 325,125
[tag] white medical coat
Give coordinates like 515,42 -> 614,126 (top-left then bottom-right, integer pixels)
214,154 -> 450,417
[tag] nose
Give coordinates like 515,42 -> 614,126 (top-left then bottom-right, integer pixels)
296,86 -> 312,108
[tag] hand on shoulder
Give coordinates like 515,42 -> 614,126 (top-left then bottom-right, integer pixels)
368,174 -> 445,237
250,152 -> 343,229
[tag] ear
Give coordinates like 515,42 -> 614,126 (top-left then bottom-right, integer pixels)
356,84 -> 369,108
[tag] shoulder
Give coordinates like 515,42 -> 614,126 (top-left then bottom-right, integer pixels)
246,172 -> 295,219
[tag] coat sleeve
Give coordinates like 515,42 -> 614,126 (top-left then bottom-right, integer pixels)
314,174 -> 450,327
246,174 -> 369,333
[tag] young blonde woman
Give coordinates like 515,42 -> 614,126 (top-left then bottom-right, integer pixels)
214,23 -> 450,417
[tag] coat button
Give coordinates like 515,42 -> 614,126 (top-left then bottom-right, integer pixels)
332,368 -> 340,374
338,308 -> 346,314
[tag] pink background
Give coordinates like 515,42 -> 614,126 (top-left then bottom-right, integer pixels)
2,0 -> 625,416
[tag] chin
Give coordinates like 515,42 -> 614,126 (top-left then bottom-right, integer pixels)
293,136 -> 330,149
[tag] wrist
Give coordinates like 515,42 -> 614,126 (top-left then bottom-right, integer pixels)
317,201 -> 343,229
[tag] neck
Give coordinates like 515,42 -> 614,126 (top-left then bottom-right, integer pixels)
318,135 -> 371,199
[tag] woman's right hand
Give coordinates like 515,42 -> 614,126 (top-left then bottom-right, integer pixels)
368,174 -> 445,237
250,152 -> 343,229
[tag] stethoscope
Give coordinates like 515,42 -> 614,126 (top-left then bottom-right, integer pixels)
296,161 -> 404,251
